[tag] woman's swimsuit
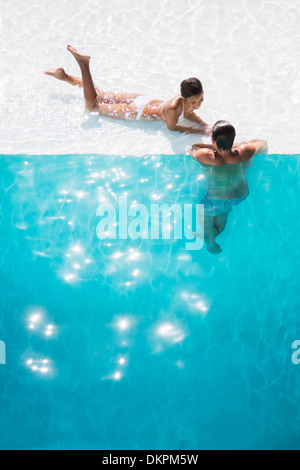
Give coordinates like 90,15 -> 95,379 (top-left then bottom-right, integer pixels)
134,95 -> 153,120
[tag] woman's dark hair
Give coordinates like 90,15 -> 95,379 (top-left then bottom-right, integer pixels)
212,120 -> 236,151
180,77 -> 203,98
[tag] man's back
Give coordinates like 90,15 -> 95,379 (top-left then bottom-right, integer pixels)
200,158 -> 252,199
190,139 -> 268,166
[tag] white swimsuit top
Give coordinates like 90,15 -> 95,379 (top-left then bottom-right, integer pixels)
178,108 -> 185,122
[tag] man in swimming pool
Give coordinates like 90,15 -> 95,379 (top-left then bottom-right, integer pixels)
189,120 -> 268,254
44,45 -> 211,135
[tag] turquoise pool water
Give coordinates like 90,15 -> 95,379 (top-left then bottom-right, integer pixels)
0,153 -> 299,450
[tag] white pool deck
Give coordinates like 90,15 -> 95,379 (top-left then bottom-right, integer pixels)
0,0 -> 299,155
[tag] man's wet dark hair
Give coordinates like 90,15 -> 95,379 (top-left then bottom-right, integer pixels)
180,78 -> 203,99
212,120 -> 236,151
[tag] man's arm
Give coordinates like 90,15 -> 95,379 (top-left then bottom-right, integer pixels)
188,144 -> 215,163
238,139 -> 268,159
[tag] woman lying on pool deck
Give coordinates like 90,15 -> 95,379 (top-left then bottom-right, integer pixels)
44,45 -> 211,135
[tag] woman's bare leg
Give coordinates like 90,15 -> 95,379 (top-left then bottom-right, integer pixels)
67,45 -> 138,119
67,45 -> 98,109
44,67 -> 115,102
44,59 -> 140,104
95,102 -> 137,119
44,67 -> 83,87
44,68 -> 139,103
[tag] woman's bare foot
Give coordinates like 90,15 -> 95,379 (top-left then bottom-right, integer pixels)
67,45 -> 91,66
43,67 -> 69,81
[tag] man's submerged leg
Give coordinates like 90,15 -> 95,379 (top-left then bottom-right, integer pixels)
204,212 -> 229,254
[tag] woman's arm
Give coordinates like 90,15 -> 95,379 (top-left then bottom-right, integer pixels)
167,123 -> 210,134
163,101 -> 208,134
185,112 -> 212,133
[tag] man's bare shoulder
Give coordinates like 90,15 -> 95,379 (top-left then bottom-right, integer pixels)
191,148 -> 220,165
234,140 -> 268,161
234,144 -> 255,162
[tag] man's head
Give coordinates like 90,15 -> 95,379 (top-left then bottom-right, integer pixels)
180,78 -> 204,110
212,120 -> 236,152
